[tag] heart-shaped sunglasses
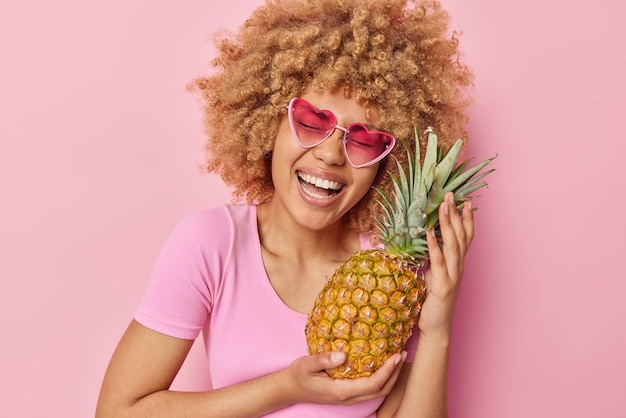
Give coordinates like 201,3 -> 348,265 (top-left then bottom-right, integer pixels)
287,97 -> 396,168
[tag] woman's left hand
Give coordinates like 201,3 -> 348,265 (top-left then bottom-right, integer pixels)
418,192 -> 474,339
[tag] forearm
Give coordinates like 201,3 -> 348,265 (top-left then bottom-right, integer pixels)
379,334 -> 451,418
399,335 -> 451,417
98,370 -> 294,418
96,320 -> 299,418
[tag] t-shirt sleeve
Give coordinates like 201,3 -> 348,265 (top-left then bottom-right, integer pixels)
134,207 -> 231,340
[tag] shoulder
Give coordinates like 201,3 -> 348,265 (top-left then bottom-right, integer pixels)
171,204 -> 256,243
154,204 -> 257,266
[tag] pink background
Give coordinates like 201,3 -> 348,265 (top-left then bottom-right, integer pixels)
1,0 -> 624,416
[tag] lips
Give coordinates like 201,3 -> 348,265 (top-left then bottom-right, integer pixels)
297,172 -> 344,199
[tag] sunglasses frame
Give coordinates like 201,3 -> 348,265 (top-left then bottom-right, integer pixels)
287,97 -> 396,168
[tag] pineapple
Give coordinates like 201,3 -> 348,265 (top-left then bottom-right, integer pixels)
305,126 -> 495,378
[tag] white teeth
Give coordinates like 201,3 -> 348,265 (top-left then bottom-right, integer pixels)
298,173 -> 341,191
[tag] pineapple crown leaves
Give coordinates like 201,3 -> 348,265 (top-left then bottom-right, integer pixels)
374,125 -> 496,262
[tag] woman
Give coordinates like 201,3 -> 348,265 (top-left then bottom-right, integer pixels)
96,0 -> 474,416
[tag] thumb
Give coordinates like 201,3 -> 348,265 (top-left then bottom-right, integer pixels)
312,351 -> 346,371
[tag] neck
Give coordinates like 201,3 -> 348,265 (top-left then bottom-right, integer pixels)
256,201 -> 360,264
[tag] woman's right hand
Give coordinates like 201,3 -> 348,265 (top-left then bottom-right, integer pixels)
281,350 -> 406,406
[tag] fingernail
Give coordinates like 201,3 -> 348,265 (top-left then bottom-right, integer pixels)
430,228 -> 436,238
443,202 -> 449,216
395,351 -> 407,365
467,200 -> 472,211
330,352 -> 345,363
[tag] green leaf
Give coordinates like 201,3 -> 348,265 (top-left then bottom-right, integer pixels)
443,156 -> 495,193
432,138 -> 464,188
421,128 -> 438,191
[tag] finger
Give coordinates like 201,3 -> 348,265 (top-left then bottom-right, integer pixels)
337,352 -> 405,405
361,352 -> 405,399
462,200 -> 475,248
438,199 -> 461,280
373,352 -> 404,383
445,193 -> 467,254
377,351 -> 407,393
426,226 -> 442,261
306,351 -> 346,373
426,227 -> 444,282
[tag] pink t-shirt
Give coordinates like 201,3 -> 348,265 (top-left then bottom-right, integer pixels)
135,204 -> 418,417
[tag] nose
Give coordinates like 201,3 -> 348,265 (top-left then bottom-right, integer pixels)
311,128 -> 346,166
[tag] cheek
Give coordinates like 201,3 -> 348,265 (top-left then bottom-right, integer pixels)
352,166 -> 379,195
270,122 -> 305,180
273,117 -> 299,153
272,132 -> 302,166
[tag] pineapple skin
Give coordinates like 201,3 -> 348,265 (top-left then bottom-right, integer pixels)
305,248 -> 426,378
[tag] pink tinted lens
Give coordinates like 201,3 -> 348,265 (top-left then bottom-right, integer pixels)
291,99 -> 335,146
344,124 -> 395,167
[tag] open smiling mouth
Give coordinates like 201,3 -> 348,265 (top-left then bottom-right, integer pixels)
297,172 -> 344,199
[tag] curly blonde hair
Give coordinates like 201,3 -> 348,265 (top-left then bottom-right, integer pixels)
191,0 -> 473,232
